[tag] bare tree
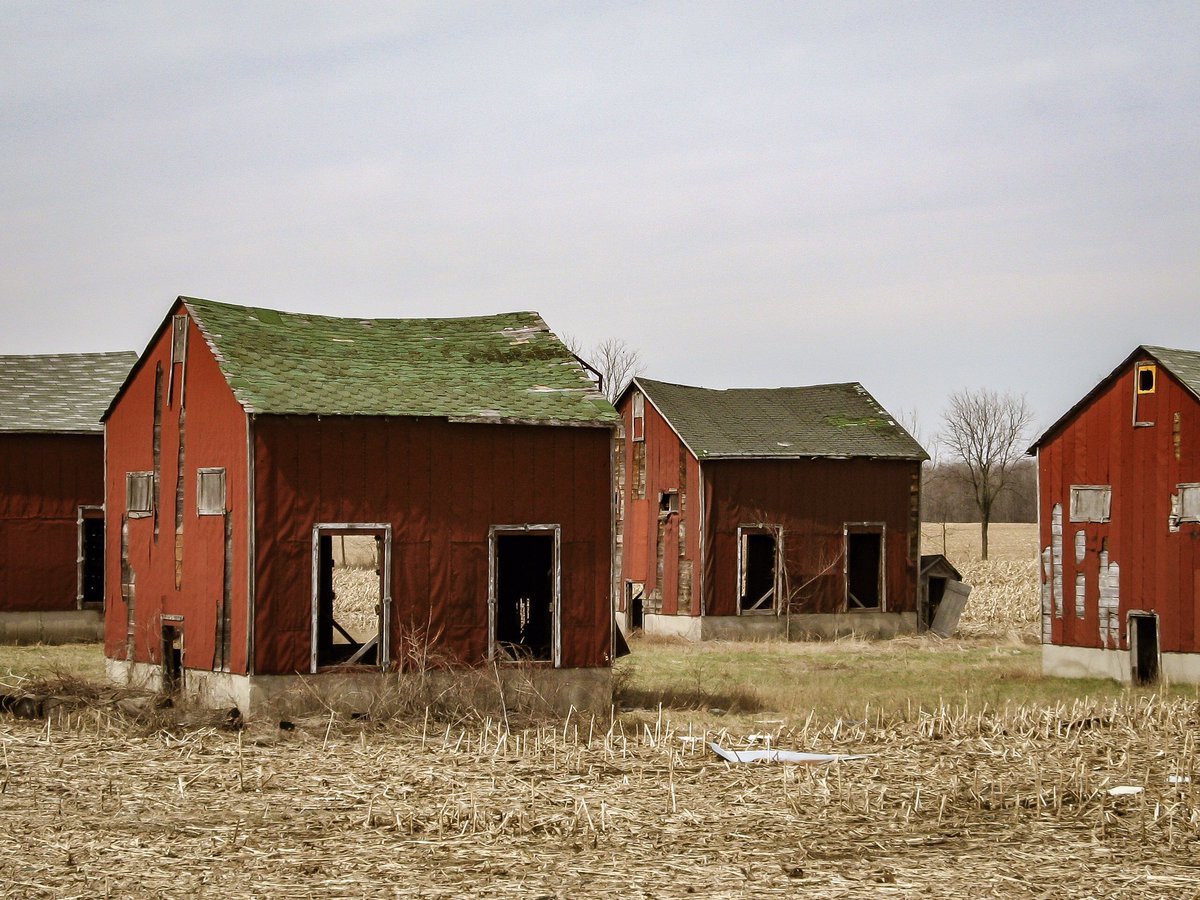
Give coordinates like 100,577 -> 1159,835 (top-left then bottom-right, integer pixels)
562,334 -> 644,404
939,388 -> 1035,560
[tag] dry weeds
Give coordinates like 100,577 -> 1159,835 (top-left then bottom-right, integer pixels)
2,694 -> 1198,898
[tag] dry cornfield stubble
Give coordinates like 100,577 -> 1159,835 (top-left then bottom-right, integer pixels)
1,695 -> 1198,898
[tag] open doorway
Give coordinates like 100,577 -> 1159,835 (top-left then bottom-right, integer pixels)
77,506 -> 105,607
627,581 -> 645,631
846,525 -> 884,610
490,526 -> 559,664
1129,612 -> 1160,684
738,527 -> 778,613
161,619 -> 183,694
311,524 -> 390,672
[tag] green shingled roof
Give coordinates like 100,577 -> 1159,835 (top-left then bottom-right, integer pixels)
182,297 -> 617,426
634,377 -> 927,460
0,352 -> 137,433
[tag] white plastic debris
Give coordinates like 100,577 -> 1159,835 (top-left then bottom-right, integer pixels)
1168,775 -> 1192,785
1107,785 -> 1144,797
710,742 -> 867,764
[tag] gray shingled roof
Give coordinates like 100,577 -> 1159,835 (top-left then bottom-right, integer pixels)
0,353 -> 137,433
178,298 -> 617,426
1030,344 -> 1200,451
633,377 -> 927,460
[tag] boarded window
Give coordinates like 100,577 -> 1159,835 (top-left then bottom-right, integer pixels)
126,472 -> 154,518
631,392 -> 645,442
197,468 -> 227,515
1178,483 -> 1200,522
171,315 -> 188,365
1069,485 -> 1111,523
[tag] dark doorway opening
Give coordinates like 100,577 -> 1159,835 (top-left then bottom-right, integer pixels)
926,577 -> 947,623
847,531 -> 882,609
739,531 -> 777,612
628,581 -> 645,631
161,622 -> 183,694
1130,613 -> 1159,684
314,528 -> 385,669
494,533 -> 555,662
79,513 -> 105,606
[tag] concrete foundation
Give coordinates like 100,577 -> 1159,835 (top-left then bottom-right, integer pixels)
106,658 -> 613,718
1042,643 -> 1200,685
641,611 -> 918,641
0,609 -> 104,644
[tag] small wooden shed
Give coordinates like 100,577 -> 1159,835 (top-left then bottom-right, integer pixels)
0,352 -> 135,639
615,378 -> 927,640
1030,345 -> 1200,684
103,297 -> 618,711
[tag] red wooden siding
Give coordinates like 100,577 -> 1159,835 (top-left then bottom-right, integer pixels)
0,434 -> 103,611
252,417 -> 613,674
105,306 -> 250,672
617,392 -> 701,616
701,458 -> 920,617
1037,361 -> 1200,653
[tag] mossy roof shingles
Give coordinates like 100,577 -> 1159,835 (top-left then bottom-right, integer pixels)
184,298 -> 616,426
634,377 -> 926,460
0,352 -> 137,433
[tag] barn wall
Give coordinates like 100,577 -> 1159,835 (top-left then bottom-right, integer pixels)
0,433 -> 103,612
252,417 -> 613,674
1037,360 -> 1200,654
104,306 -> 250,673
615,391 -> 701,617
700,458 -> 921,618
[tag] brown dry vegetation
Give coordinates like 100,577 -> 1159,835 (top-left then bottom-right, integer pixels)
3,523 -> 1200,896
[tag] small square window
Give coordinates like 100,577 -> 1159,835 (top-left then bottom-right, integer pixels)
197,468 -> 226,516
1069,485 -> 1111,523
126,472 -> 153,518
659,490 -> 679,515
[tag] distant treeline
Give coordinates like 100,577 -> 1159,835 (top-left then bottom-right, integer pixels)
921,460 -> 1037,523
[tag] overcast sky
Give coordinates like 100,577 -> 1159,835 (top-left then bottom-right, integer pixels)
3,2 -> 1197,440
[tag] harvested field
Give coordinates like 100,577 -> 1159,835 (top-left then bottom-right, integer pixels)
1,692 -> 1198,897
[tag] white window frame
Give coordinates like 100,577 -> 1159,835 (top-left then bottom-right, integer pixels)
126,472 -> 154,518
1069,485 -> 1111,523
196,467 -> 227,516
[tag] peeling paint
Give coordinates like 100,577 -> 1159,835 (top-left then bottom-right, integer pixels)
1041,547 -> 1053,643
1099,550 -> 1120,648
1051,503 -> 1063,620
1075,571 -> 1085,619
1074,530 -> 1086,564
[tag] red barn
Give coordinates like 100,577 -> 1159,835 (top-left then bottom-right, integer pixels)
0,353 -> 135,641
615,378 -> 927,640
1031,345 -> 1200,684
103,297 -> 618,712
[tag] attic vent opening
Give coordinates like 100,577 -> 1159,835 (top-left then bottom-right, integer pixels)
631,392 -> 645,442
1136,364 -> 1156,394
